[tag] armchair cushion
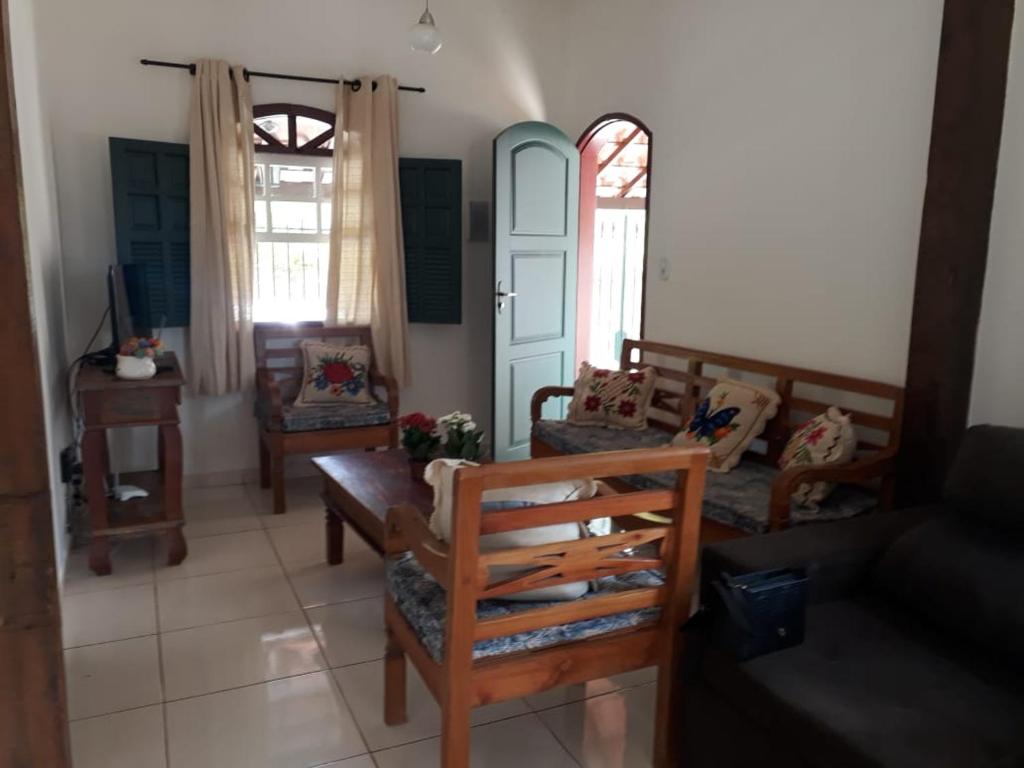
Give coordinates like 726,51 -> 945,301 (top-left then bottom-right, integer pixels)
387,552 -> 663,661
295,341 -> 375,405
266,401 -> 391,432
872,513 -> 1024,673
533,420 -> 877,533
944,424 -> 1024,540
703,598 -> 1024,768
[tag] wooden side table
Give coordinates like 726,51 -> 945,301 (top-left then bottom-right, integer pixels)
76,353 -> 188,575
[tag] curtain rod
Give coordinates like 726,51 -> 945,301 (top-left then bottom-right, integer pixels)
139,59 -> 426,93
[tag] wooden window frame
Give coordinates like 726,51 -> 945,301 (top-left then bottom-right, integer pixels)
254,103 -> 335,157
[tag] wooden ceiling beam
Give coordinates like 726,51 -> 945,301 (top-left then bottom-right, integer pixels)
598,127 -> 642,172
618,167 -> 648,198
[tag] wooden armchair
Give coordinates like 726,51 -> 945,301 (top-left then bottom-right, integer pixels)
383,446 -> 709,768
255,323 -> 399,515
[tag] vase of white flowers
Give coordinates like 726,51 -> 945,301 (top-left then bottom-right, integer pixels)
438,411 -> 485,462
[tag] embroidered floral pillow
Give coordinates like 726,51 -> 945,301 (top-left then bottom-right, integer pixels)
779,406 -> 857,507
567,362 -> 657,430
294,341 -> 374,405
671,379 -> 781,472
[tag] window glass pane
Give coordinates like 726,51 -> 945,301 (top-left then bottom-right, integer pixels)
270,201 -> 318,233
254,201 -> 268,233
320,202 -> 332,234
296,115 -> 331,148
270,164 -> 316,198
253,164 -> 265,196
255,114 -> 288,146
323,136 -> 336,151
254,132 -> 268,146
319,167 -> 333,198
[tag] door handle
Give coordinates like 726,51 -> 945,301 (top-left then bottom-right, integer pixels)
495,281 -> 517,313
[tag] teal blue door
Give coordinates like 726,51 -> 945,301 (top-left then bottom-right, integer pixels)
492,122 -> 580,462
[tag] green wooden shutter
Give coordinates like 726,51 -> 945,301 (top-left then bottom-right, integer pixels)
399,158 -> 462,324
109,137 -> 190,328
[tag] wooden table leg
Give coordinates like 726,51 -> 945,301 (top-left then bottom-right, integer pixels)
326,505 -> 345,565
159,423 -> 187,566
82,428 -> 112,576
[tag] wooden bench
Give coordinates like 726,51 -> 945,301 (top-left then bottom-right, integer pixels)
255,322 -> 399,515
531,339 -> 904,540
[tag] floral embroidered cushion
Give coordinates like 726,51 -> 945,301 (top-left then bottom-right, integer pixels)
779,406 -> 857,507
671,379 -> 781,472
566,362 -> 657,430
294,341 -> 374,406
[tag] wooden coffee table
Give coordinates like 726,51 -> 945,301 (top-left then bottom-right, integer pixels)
313,449 -> 433,564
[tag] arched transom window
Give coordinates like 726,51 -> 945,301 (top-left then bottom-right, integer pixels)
253,103 -> 335,156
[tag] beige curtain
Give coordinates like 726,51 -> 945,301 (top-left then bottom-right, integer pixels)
325,75 -> 410,384
188,59 -> 256,396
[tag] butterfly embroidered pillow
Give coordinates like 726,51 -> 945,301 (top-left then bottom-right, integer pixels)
779,407 -> 857,507
294,341 -> 374,406
671,379 -> 781,472
567,362 -> 657,430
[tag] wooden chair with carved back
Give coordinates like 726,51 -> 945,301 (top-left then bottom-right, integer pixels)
383,446 -> 709,768
255,322 -> 399,515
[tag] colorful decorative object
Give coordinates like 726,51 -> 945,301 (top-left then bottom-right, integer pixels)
438,411 -> 485,461
566,362 -> 657,430
115,336 -> 164,380
779,407 -> 857,507
399,411 -> 440,480
294,341 -> 373,405
672,379 -> 781,472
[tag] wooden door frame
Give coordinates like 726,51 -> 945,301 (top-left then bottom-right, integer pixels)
0,0 -> 71,764
575,113 -> 653,369
898,0 -> 1016,504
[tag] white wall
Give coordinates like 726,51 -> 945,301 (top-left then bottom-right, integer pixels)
971,10 -> 1024,429
555,0 -> 944,385
8,0 -> 72,574
33,0 -> 568,478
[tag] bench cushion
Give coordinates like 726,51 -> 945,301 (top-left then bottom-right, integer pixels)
387,552 -> 663,661
260,401 -> 391,432
533,420 -> 878,534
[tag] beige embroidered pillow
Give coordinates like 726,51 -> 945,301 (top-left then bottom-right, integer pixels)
671,379 -> 781,472
294,341 -> 374,405
779,407 -> 857,507
567,362 -> 657,430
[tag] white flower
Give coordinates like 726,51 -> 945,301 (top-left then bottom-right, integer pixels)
465,421 -> 477,432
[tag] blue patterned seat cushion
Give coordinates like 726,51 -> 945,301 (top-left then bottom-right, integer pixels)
533,420 -> 878,534
387,553 -> 664,661
257,399 -> 391,432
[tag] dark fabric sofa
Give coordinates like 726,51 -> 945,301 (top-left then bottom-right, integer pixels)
681,425 -> 1024,768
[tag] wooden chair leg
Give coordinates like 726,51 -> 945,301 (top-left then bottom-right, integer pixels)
258,434 -> 271,489
384,629 -> 408,725
440,698 -> 472,768
270,447 -> 286,515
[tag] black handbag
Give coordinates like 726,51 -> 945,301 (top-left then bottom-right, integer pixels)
710,568 -> 808,661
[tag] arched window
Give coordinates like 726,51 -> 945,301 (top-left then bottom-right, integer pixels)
253,103 -> 335,156
251,104 -> 336,322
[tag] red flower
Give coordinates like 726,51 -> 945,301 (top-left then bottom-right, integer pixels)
399,412 -> 436,432
805,425 -> 827,446
627,371 -> 646,383
584,395 -> 602,412
617,399 -> 637,418
322,362 -> 355,384
592,368 -> 611,378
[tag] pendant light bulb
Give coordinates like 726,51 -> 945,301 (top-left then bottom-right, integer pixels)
410,1 -> 442,54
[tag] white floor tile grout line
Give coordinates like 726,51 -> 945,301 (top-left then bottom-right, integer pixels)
267,513 -> 376,762
151,558 -> 173,768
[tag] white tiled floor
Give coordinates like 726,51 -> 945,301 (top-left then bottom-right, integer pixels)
62,477 -> 659,768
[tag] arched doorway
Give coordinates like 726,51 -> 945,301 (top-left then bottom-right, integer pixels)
576,114 -> 652,370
